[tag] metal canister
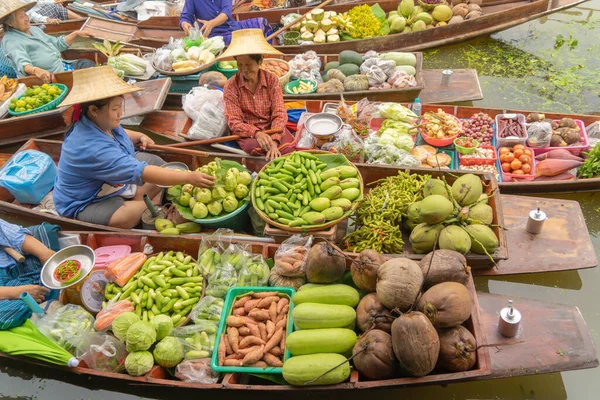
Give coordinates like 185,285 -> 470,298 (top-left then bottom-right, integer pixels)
498,300 -> 522,338
441,69 -> 453,86
526,207 -> 547,234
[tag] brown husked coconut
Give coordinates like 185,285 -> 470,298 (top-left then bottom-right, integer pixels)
436,325 -> 477,372
418,250 -> 470,289
376,258 -> 423,311
417,282 -> 472,328
353,330 -> 398,380
391,312 -> 440,377
356,293 -> 393,333
305,242 -> 346,283
351,250 -> 386,292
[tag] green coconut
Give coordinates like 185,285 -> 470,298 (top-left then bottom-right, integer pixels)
418,195 -> 454,225
464,225 -> 498,255
412,20 -> 427,32
451,174 -> 482,207
438,226 -> 471,255
405,201 -> 422,231
423,179 -> 450,199
399,0 -> 415,18
468,203 -> 493,225
410,223 -> 444,254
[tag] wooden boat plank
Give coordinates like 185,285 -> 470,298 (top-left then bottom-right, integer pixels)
480,195 -> 598,275
419,69 -> 483,104
477,292 -> 598,380
140,110 -> 191,140
122,78 -> 172,118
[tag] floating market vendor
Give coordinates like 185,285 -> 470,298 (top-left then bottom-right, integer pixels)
0,0 -> 95,82
179,0 -> 272,45
0,218 -> 60,330
222,29 -> 297,160
26,0 -> 82,25
53,66 -> 216,229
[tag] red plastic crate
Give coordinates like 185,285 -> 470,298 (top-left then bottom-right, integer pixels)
499,146 -> 537,182
458,146 -> 497,166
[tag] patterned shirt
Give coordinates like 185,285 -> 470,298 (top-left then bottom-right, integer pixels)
223,69 -> 287,142
0,219 -> 29,269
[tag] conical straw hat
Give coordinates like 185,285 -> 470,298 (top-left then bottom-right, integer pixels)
217,29 -> 282,61
60,66 -> 142,107
0,0 -> 35,21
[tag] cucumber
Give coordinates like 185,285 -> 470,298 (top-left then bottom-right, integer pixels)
286,328 -> 357,356
291,284 -> 359,307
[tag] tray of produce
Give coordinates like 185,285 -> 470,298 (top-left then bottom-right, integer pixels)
8,83 -> 68,116
251,151 -> 364,232
527,116 -> 589,156
211,287 -> 294,373
498,144 -> 536,182
458,146 -> 497,166
152,37 -> 225,76
420,109 -> 463,147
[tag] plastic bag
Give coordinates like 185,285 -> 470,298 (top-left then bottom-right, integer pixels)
237,254 -> 269,286
190,296 -> 224,324
104,252 -> 147,287
75,332 -> 127,373
273,234 -> 312,277
94,298 -> 134,331
175,358 -> 220,383
199,37 -> 225,56
0,150 -> 57,204
35,304 -> 95,354
153,48 -> 172,70
184,22 -> 203,49
205,262 -> 237,298
281,13 -> 301,25
362,50 -> 379,61
323,126 -> 365,163
388,70 -> 417,89
365,135 -> 421,167
164,37 -> 185,51
187,101 -> 228,140
172,320 -> 219,358
221,243 -> 251,272
198,229 -> 234,276
361,58 -> 396,81
586,121 -> 600,139
288,51 -> 322,82
182,86 -> 224,122
526,121 -> 553,148
363,65 -> 387,88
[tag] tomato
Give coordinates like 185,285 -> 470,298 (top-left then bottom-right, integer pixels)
512,169 -> 524,175
513,144 -> 526,150
519,155 -> 530,164
501,162 -> 512,172
511,159 -> 522,170
503,153 -> 515,163
521,163 -> 531,174
523,149 -> 533,157
514,149 -> 524,159
499,147 -> 511,155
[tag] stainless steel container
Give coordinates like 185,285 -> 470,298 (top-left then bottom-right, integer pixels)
498,300 -> 522,338
526,207 -> 547,234
441,69 -> 454,87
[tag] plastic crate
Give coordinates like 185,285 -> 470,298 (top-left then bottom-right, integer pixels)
211,286 -> 295,374
458,146 -> 497,166
8,83 -> 68,117
499,146 -> 536,182
159,73 -> 201,93
532,119 -> 589,156
495,114 -> 527,148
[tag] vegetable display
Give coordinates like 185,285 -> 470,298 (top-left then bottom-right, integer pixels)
422,109 -> 462,139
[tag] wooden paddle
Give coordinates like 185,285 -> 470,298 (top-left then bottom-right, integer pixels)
146,144 -> 209,158
265,0 -> 336,42
166,128 -> 283,149
4,247 -> 25,263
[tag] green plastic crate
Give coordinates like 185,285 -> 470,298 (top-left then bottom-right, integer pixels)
8,83 -> 68,117
211,286 -> 295,374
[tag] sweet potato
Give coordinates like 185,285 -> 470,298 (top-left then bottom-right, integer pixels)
252,292 -> 278,298
248,309 -> 271,321
280,334 -> 285,351
224,334 -> 233,355
248,323 -> 261,338
275,315 -> 287,330
233,307 -> 247,316
224,359 -> 243,366
242,316 -> 259,325
242,345 -> 265,365
258,323 -> 267,342
238,326 -> 251,336
228,327 -> 240,353
262,353 -> 283,367
239,335 -> 266,348
277,298 -> 289,314
237,345 -> 261,356
234,296 -> 252,308
247,361 -> 268,368
226,316 -> 246,327
278,304 -> 289,318
264,327 -> 283,353
244,299 -> 260,313
226,353 -> 244,360
266,320 -> 275,339
269,302 -> 277,321
218,334 -> 226,366
258,296 -> 280,308
269,346 -> 282,357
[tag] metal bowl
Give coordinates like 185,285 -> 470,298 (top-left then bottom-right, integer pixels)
305,113 -> 343,137
41,245 -> 96,290
158,162 -> 190,188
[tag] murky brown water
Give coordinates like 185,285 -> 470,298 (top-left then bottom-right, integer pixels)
1,2 -> 600,398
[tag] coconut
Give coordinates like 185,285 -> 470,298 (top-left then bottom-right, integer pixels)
405,201 -> 422,231
423,178 -> 450,198
403,26 -> 413,33
376,258 -> 423,311
418,195 -> 454,224
468,203 -> 493,225
448,15 -> 464,24
412,20 -> 427,32
451,3 -> 469,17
417,282 -> 471,328
305,242 -> 346,283
410,223 -> 443,254
432,4 -> 453,22
451,174 -> 483,207
467,3 -> 481,12
414,12 -> 434,25
436,325 -> 477,372
418,249 -> 470,289
438,225 -> 471,255
305,20 -> 319,33
399,0 -> 415,18
390,16 -> 407,33
300,31 -> 314,41
464,225 -> 498,255
391,312 -> 440,376
465,10 -> 482,19
437,21 -> 447,26
320,18 -> 333,32
353,330 -> 398,380
356,293 -> 393,333
312,8 -> 325,21
351,249 -> 386,292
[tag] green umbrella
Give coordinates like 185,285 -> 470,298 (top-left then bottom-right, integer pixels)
0,319 -> 79,367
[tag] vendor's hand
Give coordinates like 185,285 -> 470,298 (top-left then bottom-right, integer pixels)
76,31 -> 92,38
32,67 -> 52,83
139,135 -> 155,150
181,21 -> 193,36
266,142 -> 281,161
188,171 -> 216,188
46,18 -> 61,25
255,132 -> 273,152
18,285 -> 50,303
197,19 -> 214,38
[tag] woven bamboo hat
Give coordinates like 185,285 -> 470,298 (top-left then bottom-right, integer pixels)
0,0 -> 35,21
217,29 -> 282,60
61,66 -> 142,107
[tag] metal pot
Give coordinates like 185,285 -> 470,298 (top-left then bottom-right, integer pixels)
305,113 -> 343,147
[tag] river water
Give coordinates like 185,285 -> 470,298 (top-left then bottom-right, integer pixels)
2,2 -> 600,399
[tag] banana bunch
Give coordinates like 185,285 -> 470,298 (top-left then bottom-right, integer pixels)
155,218 -> 201,235
332,12 -> 353,31
0,76 -> 17,102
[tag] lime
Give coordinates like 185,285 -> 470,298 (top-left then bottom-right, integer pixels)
26,97 -> 36,106
15,107 -> 25,113
26,105 -> 33,110
47,87 -> 58,96
33,88 -> 42,95
8,103 -> 15,110
41,84 -> 50,91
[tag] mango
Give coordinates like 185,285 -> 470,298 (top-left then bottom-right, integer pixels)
336,166 -> 358,179
452,174 -> 483,207
418,195 -> 453,224
320,169 -> 341,181
341,188 -> 360,201
339,178 -> 359,190
160,228 -> 181,235
321,186 -> 343,200
320,177 -> 340,191
468,203 -> 493,225
331,198 -> 352,211
423,178 -> 450,199
155,218 -> 174,232
464,225 -> 498,255
438,225 -> 471,255
322,206 -> 344,221
302,211 -> 326,225
309,197 -> 331,212
410,223 -> 443,254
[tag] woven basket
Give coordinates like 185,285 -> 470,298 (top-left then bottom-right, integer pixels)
263,58 -> 292,89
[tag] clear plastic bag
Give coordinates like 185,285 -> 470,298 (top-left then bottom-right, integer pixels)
105,253 -> 147,287
281,13 -> 301,25
322,126 -> 365,163
586,121 -> 600,139
175,358 -> 220,383
526,121 -> 553,148
221,243 -> 251,272
182,87 -> 224,122
164,37 -> 185,51
365,135 -> 421,167
35,304 -> 95,354
361,58 -> 396,82
75,332 -> 127,373
288,51 -> 322,82
172,320 -> 219,358
205,262 -> 237,298
273,234 -> 312,277
237,254 -> 269,286
187,101 -> 228,140
153,48 -> 173,71
190,296 -> 224,324
94,298 -> 134,331
387,70 -> 417,89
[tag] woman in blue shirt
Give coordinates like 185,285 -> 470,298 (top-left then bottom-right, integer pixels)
53,66 -> 215,228
179,0 -> 272,45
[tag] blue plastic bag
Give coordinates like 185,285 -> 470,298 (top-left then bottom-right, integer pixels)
0,150 -> 57,204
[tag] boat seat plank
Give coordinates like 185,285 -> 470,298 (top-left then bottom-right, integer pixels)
140,110 -> 191,141
477,292 -> 598,379
122,78 -> 172,119
420,69 -> 483,104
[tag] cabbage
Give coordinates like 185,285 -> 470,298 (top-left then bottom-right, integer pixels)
379,129 -> 414,152
380,119 -> 414,135
112,312 -> 139,342
170,48 -> 188,62
199,37 -> 225,55
125,351 -> 154,376
151,315 -> 173,341
153,336 -> 184,368
234,184 -> 249,200
378,103 -> 417,122
223,196 -> 239,213
107,54 -> 146,76
236,171 -> 252,186
126,321 -> 157,352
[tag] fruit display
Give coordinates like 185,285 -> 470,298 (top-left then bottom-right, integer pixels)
217,60 -> 237,70
251,152 -> 362,230
0,75 -> 18,103
498,144 -> 535,177
167,159 -> 253,222
9,83 -> 64,114
291,9 -> 342,43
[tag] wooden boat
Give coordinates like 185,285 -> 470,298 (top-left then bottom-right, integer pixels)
0,230 -> 596,390
0,138 -> 596,276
